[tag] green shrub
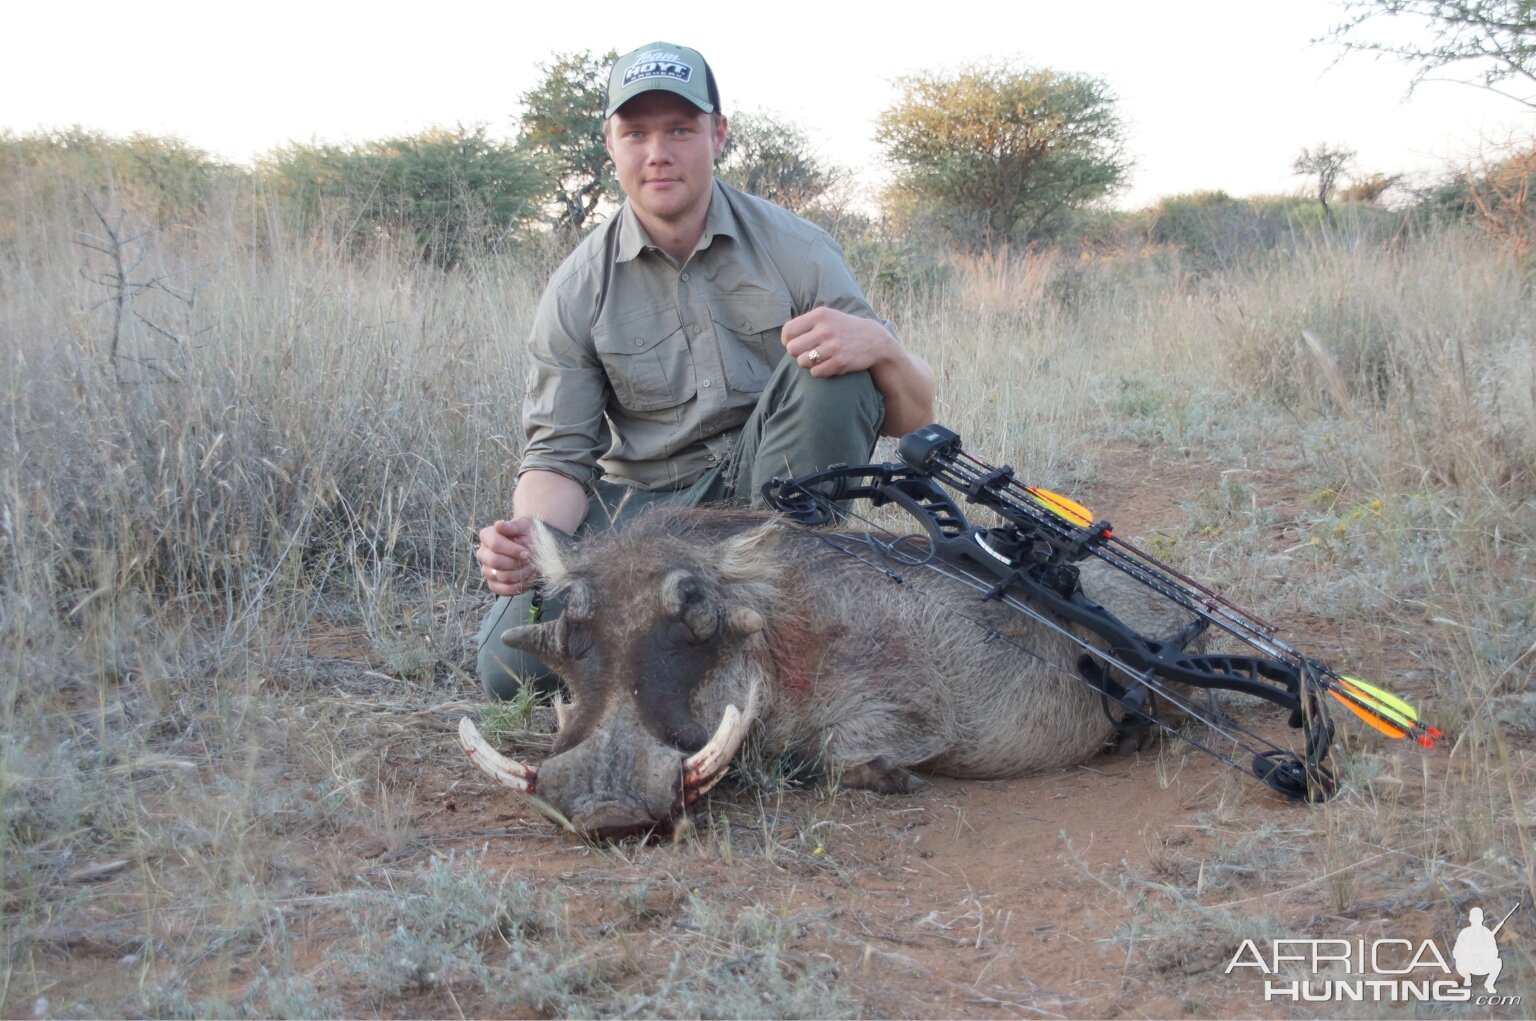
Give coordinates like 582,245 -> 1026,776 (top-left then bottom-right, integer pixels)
258,126 -> 544,266
0,129 -> 231,244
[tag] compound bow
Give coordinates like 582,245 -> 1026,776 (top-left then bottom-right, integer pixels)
761,424 -> 1440,802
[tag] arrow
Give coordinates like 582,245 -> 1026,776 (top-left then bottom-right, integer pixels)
1025,485 -> 1110,535
1327,675 -> 1442,748
1021,477 -> 1441,749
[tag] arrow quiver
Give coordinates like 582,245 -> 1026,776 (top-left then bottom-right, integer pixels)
762,424 -> 1346,802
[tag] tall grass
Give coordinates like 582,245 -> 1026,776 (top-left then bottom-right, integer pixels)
2,141 -> 1532,1015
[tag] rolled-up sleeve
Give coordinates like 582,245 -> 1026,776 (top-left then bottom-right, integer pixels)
793,232 -> 900,338
518,278 -> 608,491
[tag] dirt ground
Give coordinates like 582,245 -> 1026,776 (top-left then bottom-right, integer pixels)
427,744 -> 1270,1018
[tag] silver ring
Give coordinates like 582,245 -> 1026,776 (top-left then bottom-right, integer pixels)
807,348 -> 822,365
490,568 -> 499,580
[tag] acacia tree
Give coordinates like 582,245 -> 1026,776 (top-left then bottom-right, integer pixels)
1331,0 -> 1536,107
717,110 -> 842,214
1293,144 -> 1356,224
876,62 -> 1128,248
516,50 -> 619,234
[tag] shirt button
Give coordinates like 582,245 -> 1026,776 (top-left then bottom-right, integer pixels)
741,321 -> 753,331
702,379 -> 712,388
690,323 -> 702,335
681,272 -> 690,281
634,338 -> 644,347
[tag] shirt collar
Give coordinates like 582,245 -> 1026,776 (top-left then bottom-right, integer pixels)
698,179 -> 741,250
614,201 -> 651,263
614,179 -> 741,263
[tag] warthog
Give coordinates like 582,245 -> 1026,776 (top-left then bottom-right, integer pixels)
459,506 -> 1183,840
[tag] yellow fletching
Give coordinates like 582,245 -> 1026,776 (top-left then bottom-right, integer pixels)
1339,675 -> 1418,723
1329,676 -> 1440,747
1026,487 -> 1095,527
1330,689 -> 1409,739
1335,679 -> 1417,732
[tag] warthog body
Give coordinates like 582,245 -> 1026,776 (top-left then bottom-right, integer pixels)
475,506 -> 1183,839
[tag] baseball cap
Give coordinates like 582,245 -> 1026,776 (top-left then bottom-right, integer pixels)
605,43 -> 720,117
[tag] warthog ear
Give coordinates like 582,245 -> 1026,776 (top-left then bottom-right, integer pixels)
529,519 -> 574,588
715,521 -> 780,581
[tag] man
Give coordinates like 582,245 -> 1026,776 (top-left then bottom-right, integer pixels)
474,42 -> 934,697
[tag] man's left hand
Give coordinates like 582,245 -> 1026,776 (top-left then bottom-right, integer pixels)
781,307 -> 894,376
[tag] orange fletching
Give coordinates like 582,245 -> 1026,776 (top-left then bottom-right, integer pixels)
1330,689 -> 1409,739
1027,487 -> 1098,529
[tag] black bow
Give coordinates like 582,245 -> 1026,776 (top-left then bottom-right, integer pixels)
763,424 -> 1440,802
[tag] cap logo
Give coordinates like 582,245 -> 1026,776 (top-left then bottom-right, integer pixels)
623,50 -> 693,87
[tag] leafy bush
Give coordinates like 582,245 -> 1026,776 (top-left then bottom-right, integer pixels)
259,127 -> 544,266
840,228 -> 953,305
0,129 -> 230,244
1146,191 -> 1317,270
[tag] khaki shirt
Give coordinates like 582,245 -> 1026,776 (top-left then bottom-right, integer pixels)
520,180 -> 888,492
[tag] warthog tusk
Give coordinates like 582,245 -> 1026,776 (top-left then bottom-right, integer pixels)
458,717 -> 536,793
682,681 -> 760,802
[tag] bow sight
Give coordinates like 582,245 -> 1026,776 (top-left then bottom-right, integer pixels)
762,424 -> 1440,803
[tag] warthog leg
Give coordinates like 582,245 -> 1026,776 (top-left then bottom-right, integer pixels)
458,717 -> 537,793
836,756 -> 927,793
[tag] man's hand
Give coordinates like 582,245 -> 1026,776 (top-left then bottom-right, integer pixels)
781,306 -> 936,436
475,517 -> 540,597
781,306 -> 893,376
476,470 -> 587,598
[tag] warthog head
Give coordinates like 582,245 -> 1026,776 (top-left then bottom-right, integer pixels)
460,510 -> 783,840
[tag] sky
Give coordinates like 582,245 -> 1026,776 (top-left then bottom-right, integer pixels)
5,0 -> 1533,209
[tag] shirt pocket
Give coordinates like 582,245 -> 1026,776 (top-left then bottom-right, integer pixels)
592,307 -> 696,412
708,295 -> 793,394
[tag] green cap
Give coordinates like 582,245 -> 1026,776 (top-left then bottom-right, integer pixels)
605,42 -> 720,118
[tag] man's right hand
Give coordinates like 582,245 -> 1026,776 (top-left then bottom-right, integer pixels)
476,517 -> 541,597
478,470 -> 588,598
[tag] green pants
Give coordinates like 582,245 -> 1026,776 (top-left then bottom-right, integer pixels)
476,357 -> 884,700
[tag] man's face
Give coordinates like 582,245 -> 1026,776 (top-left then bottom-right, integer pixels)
605,90 -> 727,230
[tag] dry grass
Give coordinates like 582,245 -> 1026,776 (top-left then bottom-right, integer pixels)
2,158 -> 1533,1017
